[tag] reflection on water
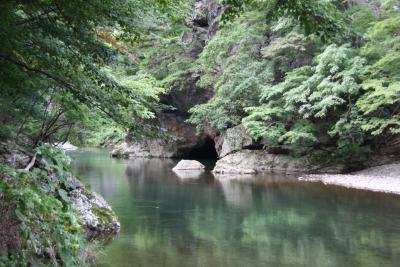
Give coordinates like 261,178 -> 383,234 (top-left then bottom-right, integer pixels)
70,148 -> 400,267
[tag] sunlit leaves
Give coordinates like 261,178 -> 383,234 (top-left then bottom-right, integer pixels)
244,44 -> 367,156
221,0 -> 346,40
0,0 -> 185,143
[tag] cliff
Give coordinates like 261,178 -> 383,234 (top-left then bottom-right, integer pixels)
112,0 -> 222,159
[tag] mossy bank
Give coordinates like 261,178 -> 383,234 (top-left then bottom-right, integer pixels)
0,144 -> 119,266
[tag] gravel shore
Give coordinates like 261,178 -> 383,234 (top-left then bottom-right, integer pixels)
299,163 -> 400,195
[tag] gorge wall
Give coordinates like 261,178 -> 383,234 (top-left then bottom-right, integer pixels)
112,0 -> 400,174
112,0 -> 222,159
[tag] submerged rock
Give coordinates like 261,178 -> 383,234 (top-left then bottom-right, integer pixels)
173,160 -> 205,171
173,170 -> 205,180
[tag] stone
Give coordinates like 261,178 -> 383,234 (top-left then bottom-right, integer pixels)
69,187 -> 120,238
111,139 -> 175,158
111,113 -> 214,159
0,141 -> 30,169
53,141 -> 78,151
216,124 -> 254,158
213,149 -> 310,174
173,160 -> 205,171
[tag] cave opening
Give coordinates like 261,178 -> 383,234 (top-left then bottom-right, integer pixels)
187,137 -> 218,159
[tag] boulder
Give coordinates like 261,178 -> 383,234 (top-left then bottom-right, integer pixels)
173,160 -> 205,171
54,141 -> 78,151
111,139 -> 176,158
212,149 -> 348,175
0,141 -> 120,238
69,187 -> 120,238
216,125 -> 254,157
213,149 -> 311,174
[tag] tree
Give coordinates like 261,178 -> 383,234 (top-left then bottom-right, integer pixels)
220,0 -> 345,40
0,0 -> 185,145
243,44 -> 368,161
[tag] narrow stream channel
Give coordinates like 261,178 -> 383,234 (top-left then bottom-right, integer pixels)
70,148 -> 400,267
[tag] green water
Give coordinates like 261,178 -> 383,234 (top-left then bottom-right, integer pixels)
70,148 -> 400,267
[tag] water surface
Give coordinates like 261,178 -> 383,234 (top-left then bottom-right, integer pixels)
70,148 -> 400,267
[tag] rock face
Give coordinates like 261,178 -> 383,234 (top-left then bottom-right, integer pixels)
213,150 -> 311,174
173,160 -> 205,171
184,0 -> 224,49
45,170 -> 120,238
69,186 -> 120,238
215,125 -> 255,157
0,142 -> 30,169
111,139 -> 175,158
111,114 -> 214,159
213,149 -> 348,175
112,0 -> 222,159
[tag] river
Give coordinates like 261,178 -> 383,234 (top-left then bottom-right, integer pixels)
70,148 -> 400,267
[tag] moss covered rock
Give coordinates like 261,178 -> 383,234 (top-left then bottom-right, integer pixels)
69,187 -> 120,238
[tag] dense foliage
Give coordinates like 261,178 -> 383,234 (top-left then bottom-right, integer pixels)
188,0 -> 400,165
221,0 -> 346,40
244,44 -> 369,162
0,0 -> 186,146
0,146 -> 87,266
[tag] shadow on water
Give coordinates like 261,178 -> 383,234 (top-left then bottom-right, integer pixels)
70,148 -> 400,267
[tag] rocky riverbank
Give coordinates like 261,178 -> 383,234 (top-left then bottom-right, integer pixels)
0,142 -> 120,239
299,163 -> 400,195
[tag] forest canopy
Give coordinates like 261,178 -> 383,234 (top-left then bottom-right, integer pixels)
0,0 -> 188,146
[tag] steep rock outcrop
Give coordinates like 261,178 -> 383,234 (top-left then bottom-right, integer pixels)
112,0 -> 222,159
44,170 -> 120,238
69,186 -> 120,238
215,124 -> 255,158
111,113 -> 215,158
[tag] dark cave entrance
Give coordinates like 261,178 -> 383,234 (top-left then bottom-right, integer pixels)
187,137 -> 218,160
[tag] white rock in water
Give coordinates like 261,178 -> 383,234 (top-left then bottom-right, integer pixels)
54,141 -> 78,151
173,160 -> 205,171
